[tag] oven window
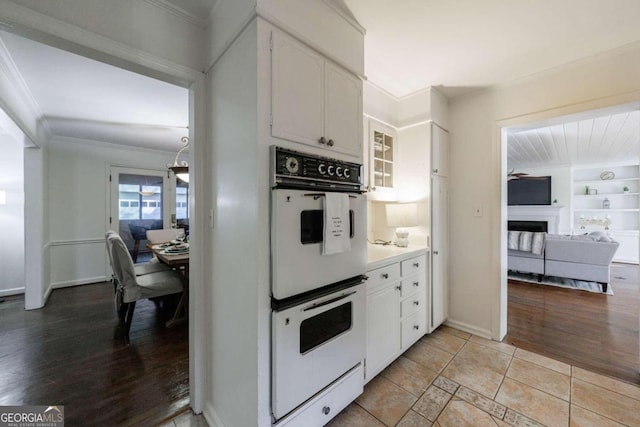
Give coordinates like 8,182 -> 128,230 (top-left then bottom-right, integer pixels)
300,210 -> 354,244
300,302 -> 352,354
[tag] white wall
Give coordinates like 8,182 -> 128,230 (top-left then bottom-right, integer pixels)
47,136 -> 174,289
509,165 -> 573,233
0,133 -> 24,296
449,42 -> 640,339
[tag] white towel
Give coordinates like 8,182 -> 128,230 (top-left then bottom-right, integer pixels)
323,193 -> 351,255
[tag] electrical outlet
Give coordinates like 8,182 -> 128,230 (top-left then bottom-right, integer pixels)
473,204 -> 483,217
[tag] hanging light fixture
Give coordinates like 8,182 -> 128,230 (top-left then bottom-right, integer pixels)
168,136 -> 189,183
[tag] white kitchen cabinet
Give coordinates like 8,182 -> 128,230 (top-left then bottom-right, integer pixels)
365,253 -> 428,382
366,118 -> 397,191
431,124 -> 449,177
431,177 -> 449,330
271,30 -> 362,158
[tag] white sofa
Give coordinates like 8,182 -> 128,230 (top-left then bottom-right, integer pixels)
508,232 -> 620,293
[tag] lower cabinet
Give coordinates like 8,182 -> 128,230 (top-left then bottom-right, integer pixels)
365,253 -> 428,382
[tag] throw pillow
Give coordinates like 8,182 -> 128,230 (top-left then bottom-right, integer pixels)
508,231 -> 520,250
518,231 -> 533,252
589,231 -> 613,242
531,232 -> 545,255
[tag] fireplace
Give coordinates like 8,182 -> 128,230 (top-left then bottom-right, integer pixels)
508,220 -> 548,233
507,205 -> 563,234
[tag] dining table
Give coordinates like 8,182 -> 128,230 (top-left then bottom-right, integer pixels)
148,242 -> 190,327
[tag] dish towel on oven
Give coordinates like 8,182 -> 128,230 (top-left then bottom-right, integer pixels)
323,193 -> 351,255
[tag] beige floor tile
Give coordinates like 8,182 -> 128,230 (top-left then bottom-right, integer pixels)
569,405 -> 625,427
514,348 -> 571,376
572,366 -> 640,401
433,376 -> 459,394
381,356 -> 438,397
403,340 -> 454,373
438,325 -> 472,340
421,330 -> 467,354
506,358 -> 570,401
412,385 -> 452,422
492,417 -> 512,427
503,409 -> 546,427
455,386 -> 506,419
495,378 -> 569,427
571,378 -> 640,426
440,343 -> 511,398
326,403 -> 385,427
396,410 -> 433,427
436,399 -> 500,427
469,335 -> 516,355
355,376 -> 417,426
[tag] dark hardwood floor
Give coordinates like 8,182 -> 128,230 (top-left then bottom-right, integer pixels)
0,282 -> 189,426
505,263 -> 640,385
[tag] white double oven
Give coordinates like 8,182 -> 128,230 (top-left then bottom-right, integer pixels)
270,146 -> 367,423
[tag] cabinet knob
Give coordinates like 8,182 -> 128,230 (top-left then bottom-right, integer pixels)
322,406 -> 331,415
395,284 -> 402,291
413,281 -> 419,287
327,139 -> 334,147
413,300 -> 419,306
382,273 -> 389,279
434,168 -> 439,174
413,262 -> 419,268
433,251 -> 439,255
318,136 -> 326,145
413,325 -> 420,330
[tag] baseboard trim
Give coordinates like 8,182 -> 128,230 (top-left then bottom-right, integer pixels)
51,276 -> 109,290
0,287 -> 25,297
444,319 -> 492,340
203,402 -> 227,427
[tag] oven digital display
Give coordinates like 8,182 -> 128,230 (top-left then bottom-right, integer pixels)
299,302 -> 352,354
300,210 -> 355,244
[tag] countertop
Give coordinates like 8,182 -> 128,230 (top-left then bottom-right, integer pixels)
367,242 -> 430,270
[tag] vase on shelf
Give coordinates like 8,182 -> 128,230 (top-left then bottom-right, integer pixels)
602,198 -> 610,209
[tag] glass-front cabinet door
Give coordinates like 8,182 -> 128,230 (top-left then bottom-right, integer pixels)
368,119 -> 396,191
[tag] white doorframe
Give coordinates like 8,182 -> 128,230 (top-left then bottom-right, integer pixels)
493,92 -> 640,341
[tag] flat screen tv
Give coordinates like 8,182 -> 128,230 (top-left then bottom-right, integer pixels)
508,176 -> 551,206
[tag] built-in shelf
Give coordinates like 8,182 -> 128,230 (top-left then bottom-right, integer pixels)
574,192 -> 639,196
574,208 -> 640,212
574,177 -> 640,184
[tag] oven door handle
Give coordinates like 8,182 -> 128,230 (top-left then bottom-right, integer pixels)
304,193 -> 358,200
303,291 -> 357,312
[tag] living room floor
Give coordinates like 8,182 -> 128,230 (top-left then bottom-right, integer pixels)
328,325 -> 640,427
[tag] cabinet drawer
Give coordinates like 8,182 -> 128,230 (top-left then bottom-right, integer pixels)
401,308 -> 426,350
401,255 -> 426,276
401,288 -> 426,319
400,272 -> 426,299
367,263 -> 401,293
274,364 -> 364,427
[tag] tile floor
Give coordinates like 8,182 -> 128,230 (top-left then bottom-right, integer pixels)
328,325 -> 640,427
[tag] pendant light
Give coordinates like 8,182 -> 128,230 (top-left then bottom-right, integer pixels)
168,136 -> 189,183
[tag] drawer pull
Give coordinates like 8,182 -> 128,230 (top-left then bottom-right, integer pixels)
395,284 -> 402,291
322,406 -> 331,415
413,281 -> 419,287
327,139 -> 334,147
413,325 -> 420,330
413,300 -> 419,306
382,273 -> 389,279
319,136 -> 327,145
413,262 -> 419,268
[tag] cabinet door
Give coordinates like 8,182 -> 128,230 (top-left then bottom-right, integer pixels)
325,62 -> 362,157
366,284 -> 400,382
368,119 -> 396,190
431,124 -> 449,177
431,177 -> 449,330
271,32 -> 324,147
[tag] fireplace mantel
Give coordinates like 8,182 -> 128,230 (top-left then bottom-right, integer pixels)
508,205 -> 565,234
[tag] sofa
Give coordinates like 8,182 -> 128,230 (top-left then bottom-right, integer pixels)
508,231 -> 620,293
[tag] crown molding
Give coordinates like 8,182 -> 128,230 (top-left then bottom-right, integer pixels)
144,0 -> 209,29
0,35 -> 51,142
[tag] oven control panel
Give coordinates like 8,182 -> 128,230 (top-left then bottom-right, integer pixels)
271,146 -> 363,191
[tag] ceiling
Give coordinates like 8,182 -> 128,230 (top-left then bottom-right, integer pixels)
507,110 -> 640,169
343,0 -> 640,99
0,30 -> 189,151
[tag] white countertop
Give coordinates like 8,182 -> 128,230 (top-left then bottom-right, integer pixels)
367,243 -> 429,270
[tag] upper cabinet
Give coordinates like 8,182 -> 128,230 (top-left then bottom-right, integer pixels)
368,119 -> 396,191
271,31 -> 362,158
431,124 -> 449,177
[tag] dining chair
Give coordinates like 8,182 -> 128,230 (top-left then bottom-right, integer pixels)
107,233 -> 184,342
146,228 -> 183,264
105,231 -> 171,280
